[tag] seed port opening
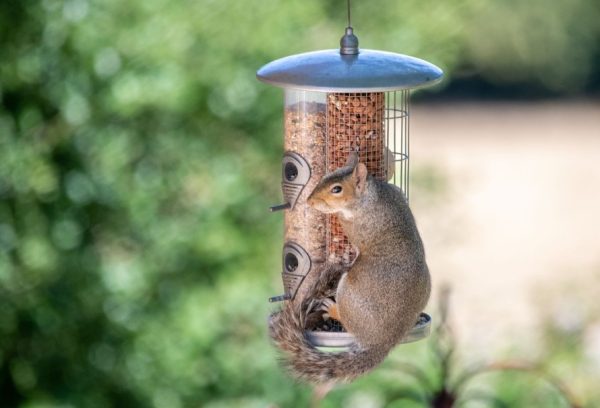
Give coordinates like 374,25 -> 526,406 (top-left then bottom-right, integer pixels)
284,162 -> 298,182
276,242 -> 312,301
284,253 -> 299,273
271,151 -> 312,212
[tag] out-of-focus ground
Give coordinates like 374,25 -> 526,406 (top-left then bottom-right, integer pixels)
410,100 -> 600,358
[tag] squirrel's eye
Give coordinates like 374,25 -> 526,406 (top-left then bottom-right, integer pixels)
330,185 -> 342,194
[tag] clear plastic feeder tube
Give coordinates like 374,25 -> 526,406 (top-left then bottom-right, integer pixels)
282,90 -> 328,302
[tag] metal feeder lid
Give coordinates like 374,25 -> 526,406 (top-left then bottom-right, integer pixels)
257,47 -> 443,93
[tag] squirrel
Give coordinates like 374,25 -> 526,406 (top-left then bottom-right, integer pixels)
269,151 -> 431,385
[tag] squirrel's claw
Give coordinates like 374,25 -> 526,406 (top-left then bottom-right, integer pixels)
319,298 -> 335,311
320,298 -> 341,321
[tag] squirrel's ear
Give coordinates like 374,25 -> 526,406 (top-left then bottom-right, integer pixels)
344,151 -> 359,169
353,162 -> 368,193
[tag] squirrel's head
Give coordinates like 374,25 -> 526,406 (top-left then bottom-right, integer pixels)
307,152 -> 368,216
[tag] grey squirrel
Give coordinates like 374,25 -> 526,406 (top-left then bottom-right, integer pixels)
269,152 -> 431,384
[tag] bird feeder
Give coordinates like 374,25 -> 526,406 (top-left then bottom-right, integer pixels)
258,8 -> 442,348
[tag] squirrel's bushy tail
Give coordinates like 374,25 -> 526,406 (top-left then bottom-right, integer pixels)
268,265 -> 391,384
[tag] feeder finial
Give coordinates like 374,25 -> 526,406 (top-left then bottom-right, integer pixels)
340,27 -> 359,55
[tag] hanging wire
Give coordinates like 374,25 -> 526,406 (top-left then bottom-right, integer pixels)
347,0 -> 352,27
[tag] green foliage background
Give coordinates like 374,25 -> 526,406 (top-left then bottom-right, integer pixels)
0,0 -> 598,406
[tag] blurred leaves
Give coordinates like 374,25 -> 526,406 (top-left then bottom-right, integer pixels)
0,0 -> 598,406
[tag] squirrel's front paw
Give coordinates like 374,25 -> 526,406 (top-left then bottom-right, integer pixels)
320,298 -> 341,321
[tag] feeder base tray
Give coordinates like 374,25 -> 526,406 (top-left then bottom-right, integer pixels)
305,312 -> 431,349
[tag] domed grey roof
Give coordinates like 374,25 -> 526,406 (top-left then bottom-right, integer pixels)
257,49 -> 443,92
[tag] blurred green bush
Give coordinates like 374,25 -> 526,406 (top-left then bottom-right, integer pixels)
0,0 -> 598,406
